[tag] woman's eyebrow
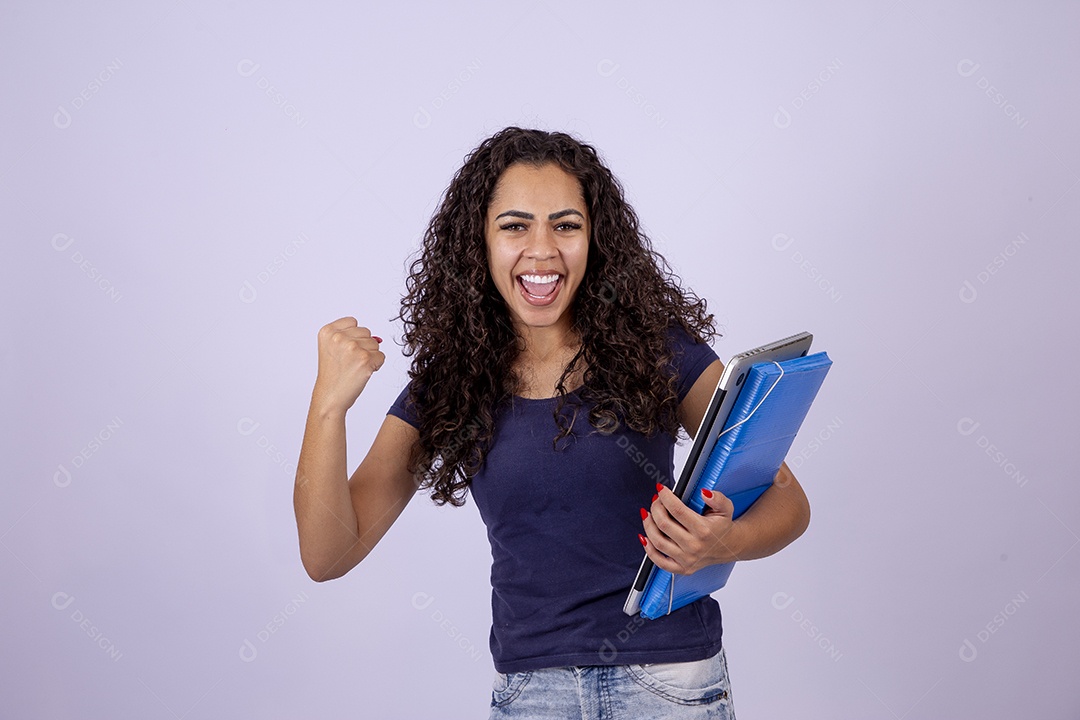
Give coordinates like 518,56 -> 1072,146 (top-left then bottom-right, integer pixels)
494,209 -> 585,221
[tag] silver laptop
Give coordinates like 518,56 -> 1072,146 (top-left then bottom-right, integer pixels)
623,331 -> 813,616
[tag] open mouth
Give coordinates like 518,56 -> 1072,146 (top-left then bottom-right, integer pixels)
516,273 -> 563,306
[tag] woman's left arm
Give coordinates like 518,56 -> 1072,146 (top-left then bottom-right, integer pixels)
641,359 -> 811,575
701,461 -> 810,563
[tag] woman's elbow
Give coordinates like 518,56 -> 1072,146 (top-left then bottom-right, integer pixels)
300,546 -> 364,583
795,499 -> 810,538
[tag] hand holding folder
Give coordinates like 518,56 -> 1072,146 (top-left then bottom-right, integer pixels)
638,351 -> 833,620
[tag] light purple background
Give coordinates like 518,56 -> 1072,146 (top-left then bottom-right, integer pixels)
4,2 -> 1078,718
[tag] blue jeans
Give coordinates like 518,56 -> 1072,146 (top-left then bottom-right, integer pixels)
489,646 -> 735,719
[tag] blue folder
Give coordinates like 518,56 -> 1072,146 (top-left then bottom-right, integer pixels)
639,351 -> 833,620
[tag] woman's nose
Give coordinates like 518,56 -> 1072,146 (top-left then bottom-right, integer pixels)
524,225 -> 557,257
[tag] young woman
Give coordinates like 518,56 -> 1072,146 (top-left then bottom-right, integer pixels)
294,127 -> 810,719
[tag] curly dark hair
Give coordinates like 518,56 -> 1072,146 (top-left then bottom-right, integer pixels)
394,127 -> 717,507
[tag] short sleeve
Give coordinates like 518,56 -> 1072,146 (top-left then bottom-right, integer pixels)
387,380 -> 421,429
666,323 -> 720,403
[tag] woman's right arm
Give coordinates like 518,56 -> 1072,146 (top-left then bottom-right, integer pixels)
293,317 -> 421,582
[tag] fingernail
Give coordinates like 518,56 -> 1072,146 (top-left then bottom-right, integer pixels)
639,507 -> 649,520
701,488 -> 713,498
373,335 -> 383,343
638,533 -> 648,547
656,483 -> 664,492
651,494 -> 658,503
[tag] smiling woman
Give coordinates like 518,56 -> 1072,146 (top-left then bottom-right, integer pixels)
294,126 -> 811,720
485,162 -> 591,383
488,165 -> 589,311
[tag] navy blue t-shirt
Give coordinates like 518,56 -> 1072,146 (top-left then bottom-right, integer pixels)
387,323 -> 725,673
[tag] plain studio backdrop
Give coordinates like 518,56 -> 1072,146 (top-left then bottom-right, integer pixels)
3,1 -> 1078,718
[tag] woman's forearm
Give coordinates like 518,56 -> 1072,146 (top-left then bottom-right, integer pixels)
716,462 -> 810,563
293,398 -> 361,581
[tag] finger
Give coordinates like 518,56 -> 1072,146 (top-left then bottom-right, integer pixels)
354,327 -> 383,343
697,508 -> 739,560
640,528 -> 680,574
700,487 -> 734,516
329,316 -> 358,330
345,329 -> 382,347
642,508 -> 690,567
654,485 -> 708,540
319,317 -> 356,343
648,494 -> 693,550
647,536 -> 689,576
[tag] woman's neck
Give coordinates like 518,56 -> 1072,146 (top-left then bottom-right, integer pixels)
511,320 -> 585,398
513,316 -> 579,366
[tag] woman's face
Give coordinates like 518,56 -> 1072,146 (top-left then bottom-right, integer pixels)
484,162 -> 590,337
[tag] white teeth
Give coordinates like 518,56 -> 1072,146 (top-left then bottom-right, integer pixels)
519,274 -> 560,283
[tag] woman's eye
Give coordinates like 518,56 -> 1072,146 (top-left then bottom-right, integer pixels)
498,221 -> 581,232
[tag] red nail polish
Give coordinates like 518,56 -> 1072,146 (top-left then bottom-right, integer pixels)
638,533 -> 648,547
651,494 -> 658,503
656,483 -> 664,492
640,507 -> 649,520
373,335 -> 383,343
701,488 -> 713,498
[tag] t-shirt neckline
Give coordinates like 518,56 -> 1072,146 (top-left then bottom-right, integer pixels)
511,384 -> 585,402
